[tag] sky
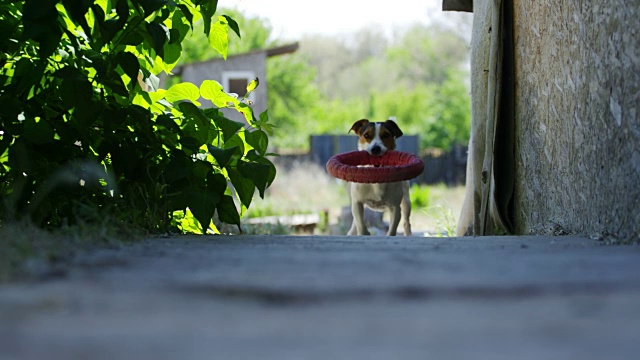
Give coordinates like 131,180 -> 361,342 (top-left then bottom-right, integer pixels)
221,0 -> 464,40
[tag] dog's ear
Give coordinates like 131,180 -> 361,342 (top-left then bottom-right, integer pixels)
384,119 -> 404,138
350,119 -> 370,135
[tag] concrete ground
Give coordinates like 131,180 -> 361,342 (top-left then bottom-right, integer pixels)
1,235 -> 640,360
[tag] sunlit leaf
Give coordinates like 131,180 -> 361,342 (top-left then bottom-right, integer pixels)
165,82 -> 200,103
209,17 -> 229,59
200,80 -> 238,108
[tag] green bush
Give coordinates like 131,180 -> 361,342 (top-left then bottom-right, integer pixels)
0,0 -> 276,234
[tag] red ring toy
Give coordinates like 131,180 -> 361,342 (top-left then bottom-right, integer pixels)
326,150 -> 424,183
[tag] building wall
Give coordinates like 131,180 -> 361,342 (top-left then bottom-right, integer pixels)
180,52 -> 268,124
512,0 -> 640,238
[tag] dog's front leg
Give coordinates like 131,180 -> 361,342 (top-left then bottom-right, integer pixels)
401,181 -> 412,236
351,201 -> 370,235
387,205 -> 401,236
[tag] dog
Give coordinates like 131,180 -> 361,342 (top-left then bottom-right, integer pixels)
347,118 -> 412,236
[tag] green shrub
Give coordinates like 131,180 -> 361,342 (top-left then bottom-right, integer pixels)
0,1 -> 276,234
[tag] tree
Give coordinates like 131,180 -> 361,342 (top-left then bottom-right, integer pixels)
296,25 -> 471,150
386,24 -> 469,86
0,0 -> 276,234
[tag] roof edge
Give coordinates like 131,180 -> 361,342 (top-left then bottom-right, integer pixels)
174,42 -> 300,74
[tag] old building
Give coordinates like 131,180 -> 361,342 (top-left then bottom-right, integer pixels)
171,43 -> 298,124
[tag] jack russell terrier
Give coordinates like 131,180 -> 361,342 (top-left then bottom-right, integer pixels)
347,118 -> 412,236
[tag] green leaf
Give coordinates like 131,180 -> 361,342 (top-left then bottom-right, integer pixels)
116,51 -> 140,85
224,134 -> 245,155
199,0 -> 218,35
139,0 -> 168,17
166,82 -> 200,103
259,109 -> 269,123
58,73 -> 92,109
162,42 -> 182,71
146,22 -> 169,58
216,194 -> 241,231
200,80 -> 237,108
222,15 -> 241,38
176,4 -> 193,27
115,0 -> 130,28
209,17 -> 229,59
212,114 -> 244,142
156,114 -> 181,133
62,0 -> 92,37
164,152 -> 190,184
179,102 -> 210,144
11,59 -> 40,97
228,168 -> 254,208
22,2 -> 62,59
244,129 -> 268,156
121,27 -> 145,46
208,172 -> 228,197
207,145 -> 237,168
199,79 -> 223,100
235,102 -> 254,123
258,157 -> 278,188
24,118 -> 55,145
180,136 -> 201,153
170,11 -> 191,44
23,0 -> 58,20
179,102 -> 208,126
188,189 -> 221,234
238,161 -> 272,198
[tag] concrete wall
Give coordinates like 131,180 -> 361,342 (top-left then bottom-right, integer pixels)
512,0 -> 640,239
180,52 -> 268,124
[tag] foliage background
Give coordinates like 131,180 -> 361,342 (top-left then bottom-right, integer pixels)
176,9 -> 472,151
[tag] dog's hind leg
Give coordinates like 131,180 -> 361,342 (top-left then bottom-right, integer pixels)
387,205 -> 401,236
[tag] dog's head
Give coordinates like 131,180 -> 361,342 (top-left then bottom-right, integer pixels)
349,118 -> 404,156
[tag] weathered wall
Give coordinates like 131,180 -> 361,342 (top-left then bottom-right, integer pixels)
512,1 -> 640,239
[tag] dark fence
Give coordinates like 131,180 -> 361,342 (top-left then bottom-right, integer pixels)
419,145 -> 468,185
274,135 -> 467,186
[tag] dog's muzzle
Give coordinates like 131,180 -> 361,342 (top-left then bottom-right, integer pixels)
370,145 -> 383,156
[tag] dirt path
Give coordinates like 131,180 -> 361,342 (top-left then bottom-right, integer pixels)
2,235 -> 640,359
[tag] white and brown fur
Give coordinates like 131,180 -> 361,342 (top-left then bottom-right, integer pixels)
347,119 -> 412,236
